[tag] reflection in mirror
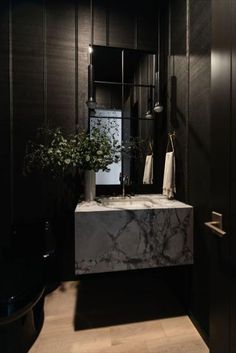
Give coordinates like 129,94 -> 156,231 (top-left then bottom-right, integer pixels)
90,45 -> 156,187
90,110 -> 122,185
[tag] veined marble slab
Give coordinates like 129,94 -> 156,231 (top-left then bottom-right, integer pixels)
75,194 -> 193,275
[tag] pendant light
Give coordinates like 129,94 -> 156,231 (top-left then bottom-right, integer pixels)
153,9 -> 163,114
145,109 -> 153,119
145,56 -> 153,119
86,0 -> 97,110
145,87 -> 153,119
153,72 -> 163,113
86,45 -> 97,110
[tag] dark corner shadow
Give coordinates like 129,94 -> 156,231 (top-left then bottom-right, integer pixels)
73,268 -> 187,331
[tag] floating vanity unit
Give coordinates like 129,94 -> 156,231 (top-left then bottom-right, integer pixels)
74,194 -> 193,275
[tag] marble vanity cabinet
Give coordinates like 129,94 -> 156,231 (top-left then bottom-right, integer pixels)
74,194 -> 193,275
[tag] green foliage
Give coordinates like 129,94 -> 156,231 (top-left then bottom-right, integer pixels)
77,119 -> 121,172
24,120 -> 122,178
24,127 -> 77,178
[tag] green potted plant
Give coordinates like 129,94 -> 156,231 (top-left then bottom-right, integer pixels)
24,120 -> 122,203
23,126 -> 82,284
75,119 -> 121,201
24,126 -> 81,212
23,122 -> 122,282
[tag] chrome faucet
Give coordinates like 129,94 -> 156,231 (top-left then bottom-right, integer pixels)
119,173 -> 129,198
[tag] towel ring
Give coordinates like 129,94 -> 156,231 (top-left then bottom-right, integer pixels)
166,132 -> 175,153
149,140 -> 153,154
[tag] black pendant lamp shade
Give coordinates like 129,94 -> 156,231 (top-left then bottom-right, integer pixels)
86,60 -> 97,110
153,9 -> 163,114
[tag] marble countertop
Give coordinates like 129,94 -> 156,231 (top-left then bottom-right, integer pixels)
75,194 -> 193,274
75,194 -> 192,212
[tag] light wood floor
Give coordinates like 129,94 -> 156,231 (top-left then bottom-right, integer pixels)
29,281 -> 209,353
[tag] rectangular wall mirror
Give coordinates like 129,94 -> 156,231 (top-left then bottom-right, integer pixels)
90,45 -> 157,188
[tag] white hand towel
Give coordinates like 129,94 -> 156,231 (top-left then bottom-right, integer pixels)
162,151 -> 176,199
143,154 -> 153,184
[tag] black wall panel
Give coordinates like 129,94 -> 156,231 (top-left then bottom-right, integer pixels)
108,0 -> 135,49
210,1 -> 231,352
169,0 -> 188,202
136,0 -> 158,51
46,0 -> 76,133
93,0 -> 159,51
0,0 -> 161,279
188,0 -> 211,338
231,2 -> 236,352
12,0 -> 44,222
168,0 -> 211,340
170,0 -> 186,56
167,1 -> 190,322
189,0 -> 211,55
78,0 -> 90,130
45,1 -> 76,278
155,0 -> 168,192
171,56 -> 188,202
93,0 -> 107,46
0,1 -> 10,248
231,0 -> 236,271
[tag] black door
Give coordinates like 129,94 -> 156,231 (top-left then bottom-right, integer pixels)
210,1 -> 235,353
230,1 -> 236,352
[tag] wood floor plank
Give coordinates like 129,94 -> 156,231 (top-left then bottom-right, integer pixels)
110,320 -> 166,345
29,281 -> 209,353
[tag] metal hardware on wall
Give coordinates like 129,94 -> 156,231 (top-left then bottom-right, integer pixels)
205,211 -> 227,237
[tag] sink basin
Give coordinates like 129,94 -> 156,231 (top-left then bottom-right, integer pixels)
101,195 -> 154,208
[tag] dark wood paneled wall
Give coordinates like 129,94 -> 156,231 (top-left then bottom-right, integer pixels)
92,0 -> 158,50
78,0 -> 90,129
12,0 -> 45,222
231,2 -> 236,349
8,0 -> 76,225
188,0 -> 211,341
169,0 -> 188,202
108,1 -> 136,49
168,0 -> 211,340
46,0 -> 76,132
0,1 -> 11,250
1,0 -> 160,277
211,1 -> 234,352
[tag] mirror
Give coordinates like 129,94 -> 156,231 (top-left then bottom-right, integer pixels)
90,45 -> 157,187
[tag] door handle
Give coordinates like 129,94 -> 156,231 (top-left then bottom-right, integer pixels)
205,221 -> 226,237
205,211 -> 227,237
